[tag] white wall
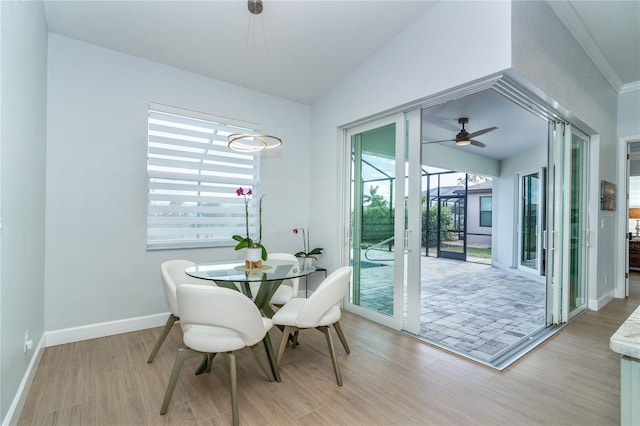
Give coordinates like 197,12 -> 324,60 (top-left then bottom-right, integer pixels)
618,89 -> 640,138
311,1 -> 512,270
511,1 -> 618,305
493,144 -> 547,271
0,1 -> 48,421
45,34 -> 311,331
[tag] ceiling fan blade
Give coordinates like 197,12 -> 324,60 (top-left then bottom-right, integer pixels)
466,126 -> 497,139
422,139 -> 455,145
469,140 -> 486,148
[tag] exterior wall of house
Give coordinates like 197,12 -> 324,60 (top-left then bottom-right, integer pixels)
493,143 -> 547,273
44,34 -> 312,331
0,1 -> 48,422
466,191 -> 492,248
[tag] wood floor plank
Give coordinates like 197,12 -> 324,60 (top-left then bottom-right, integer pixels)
18,292 -> 639,425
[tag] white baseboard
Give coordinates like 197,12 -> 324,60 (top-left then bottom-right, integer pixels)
588,290 -> 615,311
3,313 -> 169,426
2,335 -> 45,426
45,312 -> 169,347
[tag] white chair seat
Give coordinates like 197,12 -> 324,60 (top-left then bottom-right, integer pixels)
272,298 -> 341,327
273,266 -> 352,386
250,253 -> 299,305
147,259 -> 211,363
268,285 -> 294,305
161,285 -> 278,425
183,317 -> 273,353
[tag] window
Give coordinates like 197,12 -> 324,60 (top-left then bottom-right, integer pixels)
479,196 -> 492,227
147,103 -> 261,250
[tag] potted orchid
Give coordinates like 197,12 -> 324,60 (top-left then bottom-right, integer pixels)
232,187 -> 267,261
293,227 -> 323,264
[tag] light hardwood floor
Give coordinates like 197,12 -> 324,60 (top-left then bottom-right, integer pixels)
19,292 -> 640,425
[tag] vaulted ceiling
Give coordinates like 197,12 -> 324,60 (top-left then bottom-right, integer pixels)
43,1 -> 639,162
43,0 -> 639,105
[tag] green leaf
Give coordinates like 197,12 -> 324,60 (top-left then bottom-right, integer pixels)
234,240 -> 249,250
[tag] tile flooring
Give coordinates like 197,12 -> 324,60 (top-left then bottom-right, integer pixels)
355,255 -> 546,367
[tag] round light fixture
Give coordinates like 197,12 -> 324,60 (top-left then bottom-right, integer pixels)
227,133 -> 282,153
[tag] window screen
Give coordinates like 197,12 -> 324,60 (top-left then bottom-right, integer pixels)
147,103 -> 261,249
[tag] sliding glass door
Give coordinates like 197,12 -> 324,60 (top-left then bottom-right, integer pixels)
344,110 -> 421,331
346,115 -> 405,328
547,122 -> 589,324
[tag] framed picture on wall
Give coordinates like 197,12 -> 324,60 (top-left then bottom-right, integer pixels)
600,180 -> 616,211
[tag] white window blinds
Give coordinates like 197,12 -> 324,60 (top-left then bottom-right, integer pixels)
147,103 -> 261,250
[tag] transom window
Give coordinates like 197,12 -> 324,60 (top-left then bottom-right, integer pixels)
146,103 -> 261,250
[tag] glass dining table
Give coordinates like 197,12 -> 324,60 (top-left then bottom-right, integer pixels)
185,259 -> 316,382
185,259 -> 316,318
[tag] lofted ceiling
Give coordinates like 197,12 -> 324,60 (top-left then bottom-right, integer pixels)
43,0 -> 638,162
43,0 -> 639,105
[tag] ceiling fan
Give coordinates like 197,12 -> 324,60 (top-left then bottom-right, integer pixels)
423,117 -> 497,148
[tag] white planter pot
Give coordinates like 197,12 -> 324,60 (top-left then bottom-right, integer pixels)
246,247 -> 262,262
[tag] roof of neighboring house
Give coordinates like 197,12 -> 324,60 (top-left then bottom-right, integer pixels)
423,180 -> 493,198
425,185 -> 464,198
466,180 -> 493,194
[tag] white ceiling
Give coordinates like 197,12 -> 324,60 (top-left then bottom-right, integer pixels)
43,0 -> 640,105
43,0 -> 438,105
421,89 -> 548,161
42,0 -> 638,162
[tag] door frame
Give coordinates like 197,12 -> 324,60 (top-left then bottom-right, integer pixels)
337,73 -> 598,329
342,112 -> 406,330
617,134 -> 640,298
517,168 -> 544,276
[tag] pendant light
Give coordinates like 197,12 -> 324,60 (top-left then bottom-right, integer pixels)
227,0 -> 282,153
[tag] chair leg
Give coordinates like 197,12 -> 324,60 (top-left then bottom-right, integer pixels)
291,331 -> 300,349
333,321 -> 351,354
263,332 -> 281,382
276,326 -> 295,365
318,326 -> 343,386
147,314 -> 178,363
227,352 -> 239,426
160,347 -> 200,414
195,353 -> 217,375
250,344 -> 275,382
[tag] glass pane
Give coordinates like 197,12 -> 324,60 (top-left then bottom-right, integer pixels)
521,173 -> 539,269
569,134 -> 588,311
350,123 -> 396,316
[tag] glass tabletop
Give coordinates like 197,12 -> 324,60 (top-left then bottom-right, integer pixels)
185,259 -> 316,282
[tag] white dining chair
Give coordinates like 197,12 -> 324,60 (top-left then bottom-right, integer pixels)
249,252 -> 300,305
272,266 -> 352,386
160,285 -> 276,426
147,259 -> 210,363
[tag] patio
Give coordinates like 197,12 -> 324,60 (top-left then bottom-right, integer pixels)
356,255 -> 547,368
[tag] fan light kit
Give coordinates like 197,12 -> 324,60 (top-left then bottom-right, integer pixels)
423,117 -> 497,148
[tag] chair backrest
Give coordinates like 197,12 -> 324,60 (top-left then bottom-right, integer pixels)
267,252 -> 300,295
160,259 -> 201,316
177,284 -> 268,346
296,266 -> 351,327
